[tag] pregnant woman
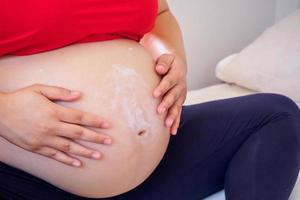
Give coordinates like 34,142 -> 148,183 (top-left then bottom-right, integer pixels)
0,0 -> 299,200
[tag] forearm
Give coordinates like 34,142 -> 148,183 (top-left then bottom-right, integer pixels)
141,10 -> 187,64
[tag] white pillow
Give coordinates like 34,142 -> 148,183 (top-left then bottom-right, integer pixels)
216,9 -> 300,105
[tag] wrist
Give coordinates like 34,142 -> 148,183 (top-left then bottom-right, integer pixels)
174,55 -> 187,75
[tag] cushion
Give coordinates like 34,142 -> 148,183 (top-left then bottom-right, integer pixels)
184,83 -> 256,105
215,9 -> 300,106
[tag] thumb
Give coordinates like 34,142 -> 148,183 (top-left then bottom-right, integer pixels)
31,84 -> 81,101
155,54 -> 175,75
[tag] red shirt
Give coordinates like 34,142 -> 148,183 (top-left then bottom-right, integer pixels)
0,0 -> 157,56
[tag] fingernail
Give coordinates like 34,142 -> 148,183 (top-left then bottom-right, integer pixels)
172,129 -> 178,135
72,160 -> 81,167
91,152 -> 101,159
166,118 -> 174,127
101,122 -> 110,128
158,106 -> 166,114
154,90 -> 161,98
103,138 -> 112,145
70,90 -> 81,96
157,65 -> 165,72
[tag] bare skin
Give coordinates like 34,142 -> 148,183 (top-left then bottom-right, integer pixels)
0,85 -> 112,167
0,0 -> 187,166
0,0 -> 187,197
0,40 -> 170,197
143,0 -> 188,135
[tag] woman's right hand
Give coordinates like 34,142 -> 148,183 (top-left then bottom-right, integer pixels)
0,84 -> 112,167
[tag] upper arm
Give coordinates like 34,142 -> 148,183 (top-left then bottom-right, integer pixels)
157,0 -> 169,15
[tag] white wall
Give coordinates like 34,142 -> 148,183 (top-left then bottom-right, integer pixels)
275,0 -> 300,21
168,0 -> 300,90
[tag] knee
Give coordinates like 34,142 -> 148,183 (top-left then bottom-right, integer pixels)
252,93 -> 300,117
259,93 -> 300,144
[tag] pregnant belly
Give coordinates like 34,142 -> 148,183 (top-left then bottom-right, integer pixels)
0,39 -> 170,198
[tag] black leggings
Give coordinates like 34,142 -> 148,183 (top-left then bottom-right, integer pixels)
1,93 -> 300,200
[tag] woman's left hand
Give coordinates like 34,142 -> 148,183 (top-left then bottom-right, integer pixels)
153,53 -> 187,135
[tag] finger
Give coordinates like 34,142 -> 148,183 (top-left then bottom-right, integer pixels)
157,85 -> 182,114
56,106 -> 110,128
171,108 -> 182,135
31,84 -> 81,101
44,137 -> 102,160
35,146 -> 82,167
165,103 -> 182,129
155,54 -> 175,75
57,123 -> 112,145
153,73 -> 177,98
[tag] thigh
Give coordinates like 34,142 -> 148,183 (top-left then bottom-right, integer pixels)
0,161 -> 80,200
107,93 -> 281,200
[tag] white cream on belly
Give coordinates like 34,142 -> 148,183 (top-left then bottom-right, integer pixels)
101,65 -> 160,140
